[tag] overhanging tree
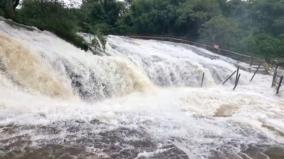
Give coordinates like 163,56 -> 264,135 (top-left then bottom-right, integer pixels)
0,0 -> 19,19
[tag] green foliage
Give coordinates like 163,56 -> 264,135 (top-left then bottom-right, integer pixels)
121,0 -> 222,37
79,0 -> 125,34
0,10 -> 4,16
0,1 -> 4,16
122,0 -> 184,35
251,0 -> 284,37
118,0 -> 284,59
91,30 -> 106,50
245,34 -> 284,59
16,0 -> 88,50
175,0 -> 221,37
0,0 -> 20,19
199,15 -> 241,50
2,0 -> 282,59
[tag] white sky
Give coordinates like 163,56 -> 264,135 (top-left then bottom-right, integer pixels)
63,0 -> 82,7
63,0 -> 125,7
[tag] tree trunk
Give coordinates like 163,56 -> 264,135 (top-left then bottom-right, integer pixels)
1,0 -> 19,20
4,0 -> 15,19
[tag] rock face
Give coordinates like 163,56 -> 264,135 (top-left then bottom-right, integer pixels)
0,120 -> 189,159
1,119 -> 284,159
214,104 -> 239,117
1,18 -> 284,159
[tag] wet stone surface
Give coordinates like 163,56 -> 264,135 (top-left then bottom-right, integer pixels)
209,144 -> 284,159
0,120 -> 188,159
1,119 -> 284,159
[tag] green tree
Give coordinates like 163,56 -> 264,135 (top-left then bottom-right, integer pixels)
1,0 -> 282,59
245,34 -> 284,60
17,0 -> 88,50
199,15 -> 241,50
0,0 -> 20,19
250,0 -> 284,37
175,0 -> 221,38
124,0 -> 183,35
79,0 -> 125,34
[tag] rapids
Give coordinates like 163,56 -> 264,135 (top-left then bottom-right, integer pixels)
0,19 -> 284,159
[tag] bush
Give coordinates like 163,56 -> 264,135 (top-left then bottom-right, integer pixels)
0,10 -> 4,16
199,15 -> 241,49
16,0 -> 88,50
246,34 -> 284,60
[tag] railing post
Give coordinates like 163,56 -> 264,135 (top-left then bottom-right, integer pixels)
201,72 -> 205,87
223,71 -> 236,85
250,64 -> 260,82
233,73 -> 241,90
272,65 -> 279,87
250,56 -> 254,66
236,66 -> 240,80
276,76 -> 283,94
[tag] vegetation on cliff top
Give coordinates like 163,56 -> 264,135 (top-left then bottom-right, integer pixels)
0,0 -> 283,59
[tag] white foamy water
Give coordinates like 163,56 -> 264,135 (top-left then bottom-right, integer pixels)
0,19 -> 284,159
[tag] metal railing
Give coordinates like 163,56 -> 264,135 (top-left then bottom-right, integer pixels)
129,35 -> 265,66
129,35 -> 283,94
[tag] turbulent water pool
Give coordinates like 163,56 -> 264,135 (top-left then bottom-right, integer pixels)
0,19 -> 284,159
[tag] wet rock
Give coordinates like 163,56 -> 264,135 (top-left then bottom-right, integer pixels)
36,126 -> 61,135
209,144 -> 284,159
243,146 -> 270,159
214,104 -> 239,117
145,145 -> 188,159
67,126 -> 81,133
0,124 -> 19,134
209,150 -> 242,159
264,146 -> 284,159
1,144 -> 99,159
90,119 -> 104,125
0,120 -> 190,159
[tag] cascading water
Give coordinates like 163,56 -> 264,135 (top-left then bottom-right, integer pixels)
0,33 -> 74,98
106,36 -> 244,87
0,19 -> 284,159
0,21 -> 153,101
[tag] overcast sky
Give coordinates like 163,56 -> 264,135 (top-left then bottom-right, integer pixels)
63,0 -> 124,7
18,0 -> 125,8
63,0 -> 82,7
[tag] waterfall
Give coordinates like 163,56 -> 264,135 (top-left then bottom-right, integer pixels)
0,20 -> 251,100
0,33 -> 74,98
0,19 -> 283,159
106,36 -> 250,87
0,21 -> 153,100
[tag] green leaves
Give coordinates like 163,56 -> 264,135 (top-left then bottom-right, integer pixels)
80,0 -> 124,33
16,0 -> 88,51
6,0 -> 283,59
0,0 -> 20,19
246,34 -> 284,58
199,15 -> 240,48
